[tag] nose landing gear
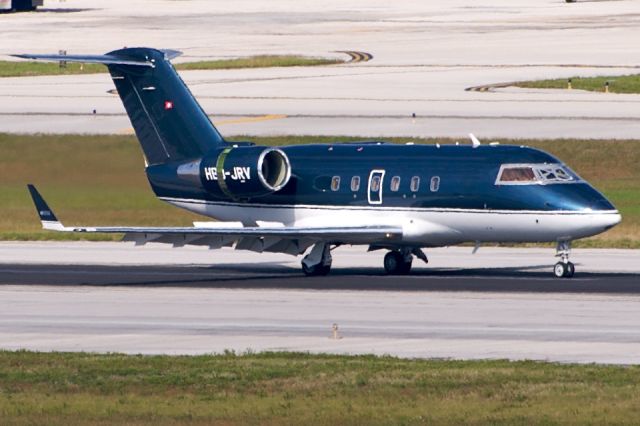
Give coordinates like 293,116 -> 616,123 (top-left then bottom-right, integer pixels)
554,240 -> 575,278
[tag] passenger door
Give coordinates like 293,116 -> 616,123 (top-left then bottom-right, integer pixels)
368,170 -> 385,205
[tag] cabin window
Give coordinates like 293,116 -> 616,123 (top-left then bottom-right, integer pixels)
371,176 -> 381,192
410,176 -> 420,192
351,176 -> 360,191
496,164 -> 580,185
430,176 -> 440,192
390,176 -> 401,192
331,176 -> 341,191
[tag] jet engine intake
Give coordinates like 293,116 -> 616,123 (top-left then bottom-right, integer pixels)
201,146 -> 291,199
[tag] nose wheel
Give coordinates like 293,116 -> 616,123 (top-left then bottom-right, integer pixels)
554,240 -> 575,278
554,261 -> 575,278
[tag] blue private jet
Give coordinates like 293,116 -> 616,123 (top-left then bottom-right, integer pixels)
16,48 -> 621,278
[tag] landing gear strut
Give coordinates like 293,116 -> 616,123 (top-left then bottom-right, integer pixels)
301,243 -> 332,276
554,240 -> 575,278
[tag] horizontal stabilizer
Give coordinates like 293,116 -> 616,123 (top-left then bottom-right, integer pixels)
12,50 -> 181,68
12,53 -> 155,67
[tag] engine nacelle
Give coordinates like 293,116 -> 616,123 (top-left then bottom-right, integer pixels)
200,146 -> 291,199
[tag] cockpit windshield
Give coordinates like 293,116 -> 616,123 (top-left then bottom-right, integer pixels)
496,164 -> 580,185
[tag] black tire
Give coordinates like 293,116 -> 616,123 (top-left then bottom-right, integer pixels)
318,264 -> 331,276
302,259 -> 331,276
553,262 -> 566,278
302,261 -> 316,276
384,251 -> 403,274
564,262 -> 575,278
398,260 -> 412,275
384,251 -> 412,275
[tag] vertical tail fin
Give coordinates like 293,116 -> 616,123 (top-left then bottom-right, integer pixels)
107,48 -> 226,164
14,48 -> 227,165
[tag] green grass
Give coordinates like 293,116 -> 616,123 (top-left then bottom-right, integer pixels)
0,55 -> 342,78
0,351 -> 639,425
0,134 -> 638,247
515,74 -> 640,94
175,55 -> 343,71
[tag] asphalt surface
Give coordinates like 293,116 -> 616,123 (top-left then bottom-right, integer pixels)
2,244 -> 639,363
2,263 -> 640,294
2,1 -> 640,362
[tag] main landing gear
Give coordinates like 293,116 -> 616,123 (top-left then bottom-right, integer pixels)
301,243 -> 332,276
384,248 -> 428,275
554,240 -> 575,278
301,245 -> 430,277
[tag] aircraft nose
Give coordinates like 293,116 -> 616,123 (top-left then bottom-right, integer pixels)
604,211 -> 622,230
591,197 -> 616,211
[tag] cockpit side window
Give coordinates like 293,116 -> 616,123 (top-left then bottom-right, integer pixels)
496,164 -> 580,185
499,166 -> 537,183
537,165 -> 575,182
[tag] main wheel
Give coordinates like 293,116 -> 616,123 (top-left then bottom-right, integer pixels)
302,259 -> 331,276
384,251 -> 402,274
384,251 -> 412,275
399,260 -> 412,274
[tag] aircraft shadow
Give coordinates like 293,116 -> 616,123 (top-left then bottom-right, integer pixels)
2,263 -> 640,294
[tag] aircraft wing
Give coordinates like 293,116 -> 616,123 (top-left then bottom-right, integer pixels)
27,185 -> 402,255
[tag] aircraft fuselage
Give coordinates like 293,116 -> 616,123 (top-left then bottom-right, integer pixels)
146,143 -> 620,247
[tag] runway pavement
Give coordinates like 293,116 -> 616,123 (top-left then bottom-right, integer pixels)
1,243 -> 639,364
1,262 -> 640,293
1,0 -> 640,138
1,1 -> 640,363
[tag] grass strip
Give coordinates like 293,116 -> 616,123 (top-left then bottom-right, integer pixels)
0,350 -> 639,425
0,134 -> 638,247
515,74 -> 640,94
0,55 -> 343,78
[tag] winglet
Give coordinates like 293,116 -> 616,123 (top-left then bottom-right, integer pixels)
26,185 -> 66,231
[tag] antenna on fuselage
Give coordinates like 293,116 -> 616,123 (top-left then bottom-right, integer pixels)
469,133 -> 481,148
